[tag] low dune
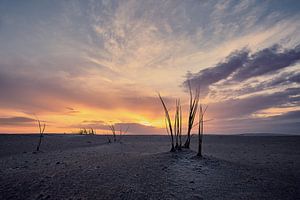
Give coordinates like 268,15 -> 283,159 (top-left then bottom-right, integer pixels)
0,134 -> 299,199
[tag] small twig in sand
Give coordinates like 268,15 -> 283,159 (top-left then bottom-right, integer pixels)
119,126 -> 129,143
109,125 -> 117,142
36,118 -> 46,152
107,135 -> 111,143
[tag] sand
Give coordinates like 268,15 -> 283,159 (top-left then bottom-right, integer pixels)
0,134 -> 299,200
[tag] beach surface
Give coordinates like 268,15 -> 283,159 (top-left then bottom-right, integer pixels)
0,134 -> 299,200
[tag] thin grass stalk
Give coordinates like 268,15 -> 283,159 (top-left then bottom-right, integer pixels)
197,105 -> 205,157
36,119 -> 46,151
177,100 -> 180,149
165,117 -> 170,136
109,125 -> 117,142
177,100 -> 180,148
174,100 -> 179,149
178,101 -> 182,150
158,94 -> 175,152
106,130 -> 111,143
119,126 -> 129,142
174,100 -> 177,148
192,105 -> 209,128
107,135 -> 111,143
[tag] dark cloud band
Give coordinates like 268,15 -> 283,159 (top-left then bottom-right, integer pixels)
184,44 -> 300,95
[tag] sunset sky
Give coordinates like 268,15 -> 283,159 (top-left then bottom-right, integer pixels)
0,0 -> 300,134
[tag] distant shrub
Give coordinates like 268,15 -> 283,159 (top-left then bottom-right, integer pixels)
78,128 -> 96,135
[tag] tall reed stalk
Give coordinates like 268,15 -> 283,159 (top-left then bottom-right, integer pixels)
174,99 -> 182,150
158,94 -> 175,152
184,81 -> 200,149
197,104 -> 208,157
179,102 -> 182,149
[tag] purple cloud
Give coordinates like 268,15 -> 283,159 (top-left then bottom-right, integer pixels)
184,44 -> 300,95
183,48 -> 249,95
0,116 -> 35,126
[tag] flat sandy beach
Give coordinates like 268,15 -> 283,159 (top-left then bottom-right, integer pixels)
0,134 -> 299,200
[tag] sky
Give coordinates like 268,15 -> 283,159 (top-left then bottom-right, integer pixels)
0,0 -> 300,134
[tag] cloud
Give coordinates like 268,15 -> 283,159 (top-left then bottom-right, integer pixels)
207,109 -> 300,134
0,69 -> 83,113
184,44 -> 300,95
1,0 -> 300,133
82,120 -> 105,124
183,48 -> 249,95
0,116 -> 35,126
232,44 -> 300,81
69,121 -> 163,134
259,72 -> 300,89
113,123 -> 162,134
208,87 -> 300,119
0,66 -> 168,116
272,110 -> 300,121
68,120 -> 107,130
64,107 -> 80,115
213,71 -> 300,98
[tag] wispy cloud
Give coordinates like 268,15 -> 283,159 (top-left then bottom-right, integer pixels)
0,0 -> 300,133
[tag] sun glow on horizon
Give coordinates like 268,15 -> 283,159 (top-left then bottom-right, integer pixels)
0,1 -> 299,134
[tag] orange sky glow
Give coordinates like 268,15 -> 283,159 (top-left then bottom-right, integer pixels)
0,1 -> 300,134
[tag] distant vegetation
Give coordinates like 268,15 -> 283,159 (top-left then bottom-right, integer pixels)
108,124 -> 129,143
78,128 -> 96,135
74,125 -> 129,144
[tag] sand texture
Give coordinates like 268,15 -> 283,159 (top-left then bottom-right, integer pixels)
0,134 -> 299,200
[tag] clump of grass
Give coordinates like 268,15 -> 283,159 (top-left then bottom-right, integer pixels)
108,124 -> 129,143
184,81 -> 200,149
78,128 -> 86,135
174,99 -> 182,150
158,80 -> 211,157
119,126 -> 129,143
36,119 -> 46,152
88,128 -> 96,135
109,125 -> 117,142
78,128 -> 96,135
